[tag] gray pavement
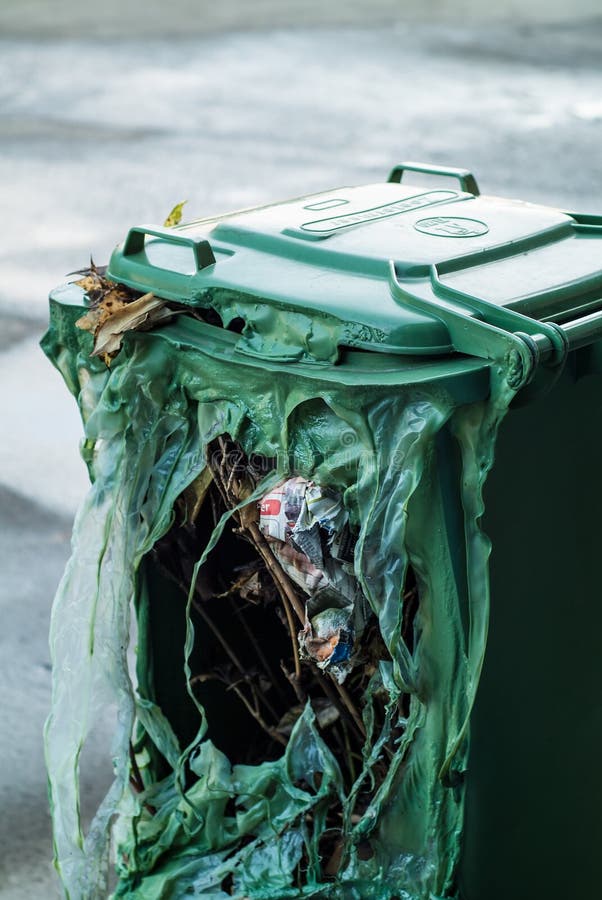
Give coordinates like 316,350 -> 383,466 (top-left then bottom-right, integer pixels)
1,9 -> 602,898
1,0 -> 600,38
0,489 -> 114,899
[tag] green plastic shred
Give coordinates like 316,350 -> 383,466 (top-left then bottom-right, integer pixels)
42,290 -> 515,900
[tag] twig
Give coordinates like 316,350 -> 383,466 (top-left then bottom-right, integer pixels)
227,682 -> 287,747
206,440 -> 305,624
341,718 -> 356,784
279,588 -> 303,681
236,601 -> 289,704
280,661 -> 306,705
192,598 -> 280,722
193,599 -> 246,674
333,679 -> 366,739
243,522 -> 306,696
316,673 -> 366,740
246,523 -> 306,624
129,742 -> 156,815
129,742 -> 145,793
206,440 -> 367,751
209,487 -> 219,527
316,675 -> 365,743
205,442 -> 306,697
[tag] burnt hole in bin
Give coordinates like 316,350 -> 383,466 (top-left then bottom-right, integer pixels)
220,873 -> 234,895
226,316 -> 245,334
357,839 -> 375,861
196,306 -> 223,328
145,436 -> 421,829
319,829 -> 344,880
192,307 -> 246,335
223,796 -> 237,819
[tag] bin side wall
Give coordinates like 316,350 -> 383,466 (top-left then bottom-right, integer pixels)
459,363 -> 602,900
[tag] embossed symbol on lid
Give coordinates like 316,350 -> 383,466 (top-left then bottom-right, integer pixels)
414,216 -> 489,238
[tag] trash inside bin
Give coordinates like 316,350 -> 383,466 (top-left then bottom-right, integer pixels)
43,162 -> 602,900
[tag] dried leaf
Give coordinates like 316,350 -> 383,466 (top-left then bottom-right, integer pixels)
163,201 -> 187,228
73,263 -> 165,363
75,306 -> 104,334
90,293 -> 172,358
75,286 -> 131,340
181,467 -> 215,523
238,570 -> 262,603
75,274 -> 104,295
216,566 -> 262,602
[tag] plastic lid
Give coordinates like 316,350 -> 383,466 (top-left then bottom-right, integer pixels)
107,168 -> 602,359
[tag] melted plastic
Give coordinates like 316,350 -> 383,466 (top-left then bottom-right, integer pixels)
42,302 -> 515,900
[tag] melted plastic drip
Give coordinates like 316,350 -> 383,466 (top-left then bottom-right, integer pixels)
41,314 -> 514,900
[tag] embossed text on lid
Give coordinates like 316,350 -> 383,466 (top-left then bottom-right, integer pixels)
300,190 -> 460,233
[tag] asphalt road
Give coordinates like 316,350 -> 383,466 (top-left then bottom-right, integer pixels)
1,13 -> 601,898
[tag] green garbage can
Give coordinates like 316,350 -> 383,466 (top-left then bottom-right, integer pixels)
43,162 -> 602,900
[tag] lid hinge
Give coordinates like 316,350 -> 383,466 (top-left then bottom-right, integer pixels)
389,261 -> 569,399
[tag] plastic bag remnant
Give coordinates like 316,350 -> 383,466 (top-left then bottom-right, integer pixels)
259,477 -> 365,682
42,287 -> 516,900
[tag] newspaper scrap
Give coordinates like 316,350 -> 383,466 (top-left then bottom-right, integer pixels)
259,477 -> 366,682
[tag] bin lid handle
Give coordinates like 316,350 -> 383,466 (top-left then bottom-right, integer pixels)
387,161 -> 480,197
122,225 -> 216,272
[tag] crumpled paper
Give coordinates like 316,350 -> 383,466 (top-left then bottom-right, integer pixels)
259,477 -> 366,682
